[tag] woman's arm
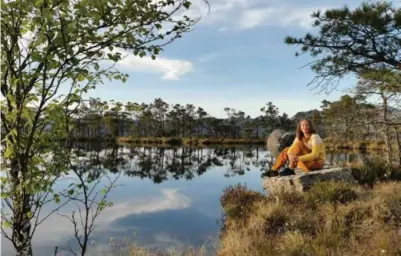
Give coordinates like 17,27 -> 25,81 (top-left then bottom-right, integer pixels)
298,134 -> 321,162
287,137 -> 299,154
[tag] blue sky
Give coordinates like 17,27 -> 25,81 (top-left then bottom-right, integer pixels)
90,0 -> 364,118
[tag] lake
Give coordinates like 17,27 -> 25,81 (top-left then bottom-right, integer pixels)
1,144 -> 374,256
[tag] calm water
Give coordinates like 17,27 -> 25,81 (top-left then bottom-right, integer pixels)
2,144 -> 374,256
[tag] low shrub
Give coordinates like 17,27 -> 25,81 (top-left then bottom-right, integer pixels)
353,157 -> 401,186
220,184 -> 266,225
219,181 -> 401,256
305,181 -> 360,206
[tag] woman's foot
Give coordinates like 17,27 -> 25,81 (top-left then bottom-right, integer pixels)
279,167 -> 295,176
262,169 -> 279,177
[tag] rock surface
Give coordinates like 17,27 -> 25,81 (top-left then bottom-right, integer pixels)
266,129 -> 296,158
263,167 -> 357,195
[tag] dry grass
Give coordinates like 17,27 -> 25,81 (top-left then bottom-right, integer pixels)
93,237 -> 215,256
219,181 -> 401,256
117,137 -> 265,146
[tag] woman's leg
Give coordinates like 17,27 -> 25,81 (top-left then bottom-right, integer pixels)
287,141 -> 308,169
271,147 -> 290,171
297,159 -> 325,172
271,141 -> 305,171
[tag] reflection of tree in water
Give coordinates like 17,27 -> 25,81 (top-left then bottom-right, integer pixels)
127,147 -> 221,183
71,143 -> 370,183
71,142 -> 129,181
71,143 -> 273,183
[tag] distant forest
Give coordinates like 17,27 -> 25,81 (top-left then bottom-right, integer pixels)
72,94 -> 400,144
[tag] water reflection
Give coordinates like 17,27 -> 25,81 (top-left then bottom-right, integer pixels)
2,143 -> 379,256
72,143 -> 275,183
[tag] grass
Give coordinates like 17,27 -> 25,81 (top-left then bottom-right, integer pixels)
219,181 -> 401,256
117,136 -> 266,146
89,237 -> 216,256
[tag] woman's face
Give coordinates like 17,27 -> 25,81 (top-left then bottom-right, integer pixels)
300,120 -> 310,135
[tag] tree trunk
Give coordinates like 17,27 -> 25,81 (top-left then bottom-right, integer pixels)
11,159 -> 33,256
396,130 -> 401,166
382,96 -> 391,163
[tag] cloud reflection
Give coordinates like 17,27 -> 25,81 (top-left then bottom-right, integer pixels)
99,188 -> 191,225
1,188 -> 191,256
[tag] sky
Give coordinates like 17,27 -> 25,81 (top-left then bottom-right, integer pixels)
88,0 -> 367,118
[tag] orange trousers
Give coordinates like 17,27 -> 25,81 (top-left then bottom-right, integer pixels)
271,141 -> 325,172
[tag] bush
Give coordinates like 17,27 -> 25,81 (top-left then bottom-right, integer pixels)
220,184 -> 266,224
219,181 -> 401,256
353,157 -> 401,186
262,206 -> 289,235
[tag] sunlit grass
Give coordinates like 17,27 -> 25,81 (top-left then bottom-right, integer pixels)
90,237 -> 216,256
219,181 -> 401,256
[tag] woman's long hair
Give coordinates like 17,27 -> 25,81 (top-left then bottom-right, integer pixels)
296,119 -> 317,140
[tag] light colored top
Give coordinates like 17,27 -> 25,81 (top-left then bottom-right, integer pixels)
289,134 -> 326,162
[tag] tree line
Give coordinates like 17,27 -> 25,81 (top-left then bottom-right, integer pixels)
72,80 -> 400,147
71,99 -> 293,139
71,68 -> 401,163
2,1 -> 401,256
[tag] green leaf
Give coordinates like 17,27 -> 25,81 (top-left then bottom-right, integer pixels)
100,188 -> 108,195
31,52 -> 42,62
3,221 -> 12,229
54,193 -> 60,203
77,74 -> 85,82
183,0 -> 191,9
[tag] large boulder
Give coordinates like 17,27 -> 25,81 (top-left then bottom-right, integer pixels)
266,129 -> 296,158
263,167 -> 357,195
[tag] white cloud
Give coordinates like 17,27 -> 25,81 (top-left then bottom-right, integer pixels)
198,52 -> 218,63
184,0 -> 340,30
238,5 -> 328,30
239,8 -> 274,29
115,50 -> 194,80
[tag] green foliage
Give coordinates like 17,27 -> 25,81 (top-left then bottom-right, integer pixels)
353,157 -> 401,186
73,99 -> 295,140
320,94 -> 377,141
358,69 -> 401,93
1,0 -> 202,253
285,1 -> 401,90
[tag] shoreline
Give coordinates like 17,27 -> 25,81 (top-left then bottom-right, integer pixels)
116,136 -> 266,146
73,136 -> 390,151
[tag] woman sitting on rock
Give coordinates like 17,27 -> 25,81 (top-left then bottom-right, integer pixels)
267,118 -> 326,176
